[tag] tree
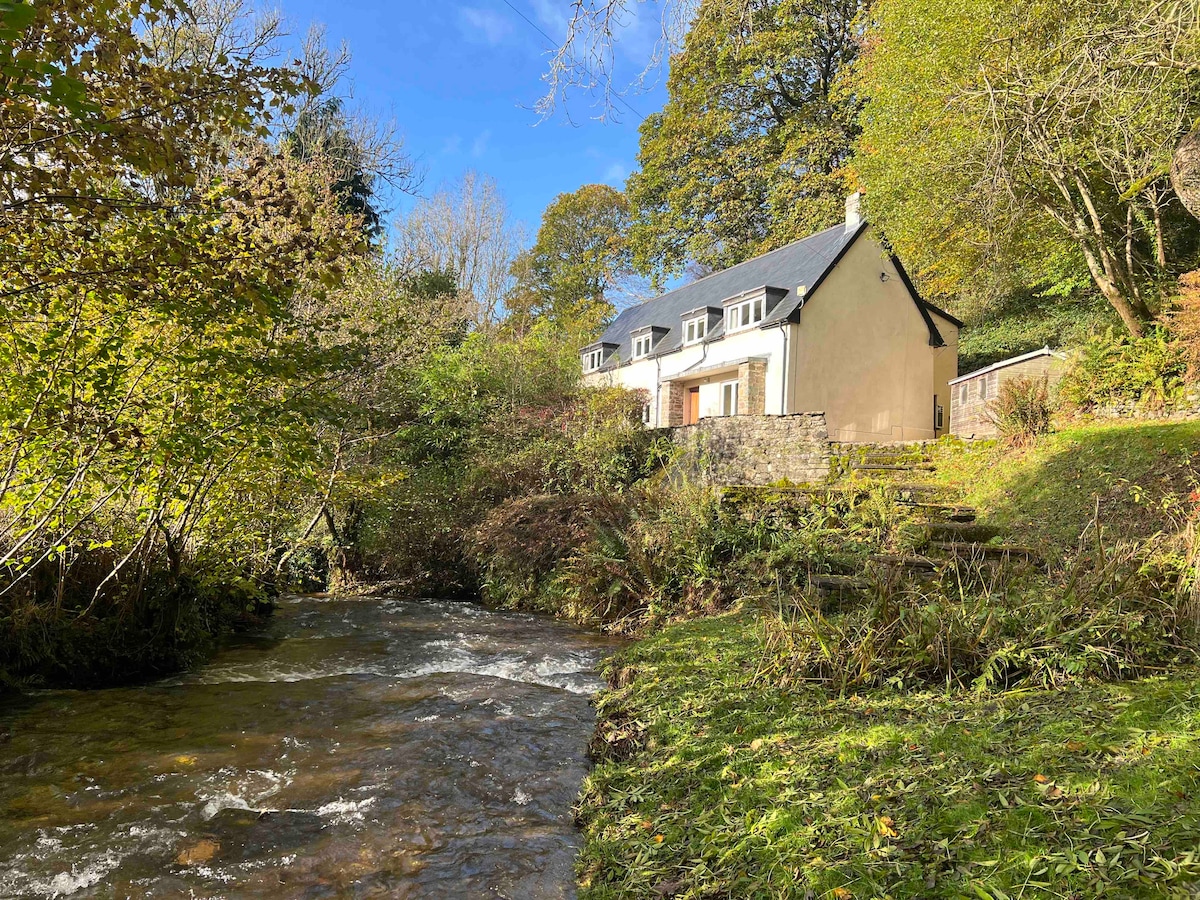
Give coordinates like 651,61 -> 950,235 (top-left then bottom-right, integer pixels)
625,0 -> 865,277
0,0 -> 370,677
507,184 -> 642,325
280,26 -> 419,242
852,0 -> 1200,337
393,171 -> 524,324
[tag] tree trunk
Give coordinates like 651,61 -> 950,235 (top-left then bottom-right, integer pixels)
1171,126 -> 1200,220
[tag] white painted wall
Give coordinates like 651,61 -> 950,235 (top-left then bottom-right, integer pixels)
583,324 -> 793,425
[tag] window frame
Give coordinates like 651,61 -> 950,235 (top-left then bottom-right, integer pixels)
641,402 -> 652,425
724,296 -> 765,334
978,377 -> 988,401
583,348 -> 604,372
631,333 -> 653,359
720,381 -> 739,416
682,316 -> 708,346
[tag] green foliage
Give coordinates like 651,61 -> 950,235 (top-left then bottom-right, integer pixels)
956,288 -> 1117,374
626,0 -> 864,277
507,183 -> 635,324
1059,328 -> 1188,410
989,375 -> 1053,446
852,0 -> 1200,335
284,97 -> 384,239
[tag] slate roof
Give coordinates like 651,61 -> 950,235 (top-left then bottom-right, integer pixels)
585,221 -> 948,372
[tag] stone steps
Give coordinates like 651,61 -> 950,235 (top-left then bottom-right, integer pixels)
921,521 -> 1005,543
925,541 -> 1042,565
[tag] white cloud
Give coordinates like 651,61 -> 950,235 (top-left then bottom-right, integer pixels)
471,130 -> 491,158
528,0 -> 569,36
603,162 -> 627,183
441,134 -> 463,155
458,6 -> 513,45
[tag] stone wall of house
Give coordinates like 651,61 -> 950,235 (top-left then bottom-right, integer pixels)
665,412 -> 831,486
950,356 -> 1063,438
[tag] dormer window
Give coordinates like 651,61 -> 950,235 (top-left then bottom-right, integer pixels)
581,341 -> 619,373
725,296 -> 765,333
683,316 -> 708,345
721,286 -> 786,335
632,334 -> 653,359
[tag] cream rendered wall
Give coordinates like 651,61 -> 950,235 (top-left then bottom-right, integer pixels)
582,323 -> 789,425
789,229 -> 958,442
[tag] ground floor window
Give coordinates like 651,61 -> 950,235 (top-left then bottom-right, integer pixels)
720,381 -> 739,416
641,402 -> 652,425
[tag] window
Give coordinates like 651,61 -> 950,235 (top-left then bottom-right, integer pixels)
725,296 -> 765,334
632,334 -> 653,359
584,348 -> 604,372
978,377 -> 988,401
683,316 -> 708,345
641,402 -> 652,425
958,383 -> 968,405
720,381 -> 739,416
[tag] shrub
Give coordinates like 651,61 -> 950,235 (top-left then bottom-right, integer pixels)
1058,326 -> 1187,410
1171,270 -> 1200,381
988,375 -> 1052,445
759,532 -> 1196,693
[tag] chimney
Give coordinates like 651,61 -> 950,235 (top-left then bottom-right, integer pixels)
845,191 -> 862,233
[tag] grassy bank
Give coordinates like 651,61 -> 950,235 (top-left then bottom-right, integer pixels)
930,420 -> 1200,553
575,419 -> 1200,898
579,611 -> 1200,899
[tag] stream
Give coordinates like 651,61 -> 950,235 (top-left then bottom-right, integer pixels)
0,595 -> 622,898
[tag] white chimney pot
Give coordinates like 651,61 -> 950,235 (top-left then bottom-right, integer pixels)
845,192 -> 862,233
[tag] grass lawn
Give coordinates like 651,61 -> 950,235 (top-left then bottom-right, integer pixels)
930,420 -> 1200,555
577,610 -> 1200,899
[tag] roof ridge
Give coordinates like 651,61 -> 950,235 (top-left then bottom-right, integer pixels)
621,223 -> 850,313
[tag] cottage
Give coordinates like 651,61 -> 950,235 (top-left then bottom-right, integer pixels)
948,346 -> 1066,438
580,195 -> 962,443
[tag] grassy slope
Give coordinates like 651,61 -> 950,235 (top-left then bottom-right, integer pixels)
932,420 -> 1200,554
577,420 -> 1200,899
579,612 -> 1200,899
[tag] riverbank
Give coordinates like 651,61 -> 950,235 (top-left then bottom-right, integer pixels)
577,611 -> 1200,898
573,418 -> 1200,898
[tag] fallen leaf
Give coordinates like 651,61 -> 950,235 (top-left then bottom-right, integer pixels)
750,738 -> 764,751
832,888 -> 853,899
175,839 -> 219,866
1033,774 -> 1048,783
653,834 -> 665,844
1066,740 -> 1086,752
174,755 -> 197,766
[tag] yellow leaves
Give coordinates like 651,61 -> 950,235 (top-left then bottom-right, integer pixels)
832,888 -> 853,899
877,815 -> 899,838
1033,773 -> 1048,783
174,755 -> 197,766
749,738 -> 764,751
654,834 -> 665,844
1065,740 -> 1086,753
175,839 -> 219,866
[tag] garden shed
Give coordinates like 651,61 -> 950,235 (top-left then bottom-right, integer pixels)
949,346 -> 1066,438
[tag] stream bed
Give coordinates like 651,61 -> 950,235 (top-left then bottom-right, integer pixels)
0,595 -> 622,898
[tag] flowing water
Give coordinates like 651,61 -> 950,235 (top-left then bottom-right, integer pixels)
0,595 -> 623,899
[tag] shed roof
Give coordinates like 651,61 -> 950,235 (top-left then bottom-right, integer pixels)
949,346 -> 1066,385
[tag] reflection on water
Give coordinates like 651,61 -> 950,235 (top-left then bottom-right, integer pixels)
0,596 -> 622,898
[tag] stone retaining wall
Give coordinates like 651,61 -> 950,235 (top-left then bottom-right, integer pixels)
666,413 -> 831,486
1087,386 -> 1200,423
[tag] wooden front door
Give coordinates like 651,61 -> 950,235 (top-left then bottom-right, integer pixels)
686,387 -> 700,425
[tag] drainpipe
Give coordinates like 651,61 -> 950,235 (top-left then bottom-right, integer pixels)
775,322 -> 788,415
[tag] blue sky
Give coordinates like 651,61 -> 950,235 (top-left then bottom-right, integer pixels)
274,0 -> 670,235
